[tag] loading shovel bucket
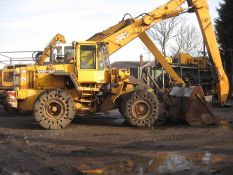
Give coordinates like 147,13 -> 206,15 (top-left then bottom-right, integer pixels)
169,86 -> 219,126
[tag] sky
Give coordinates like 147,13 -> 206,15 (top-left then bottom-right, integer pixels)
0,0 -> 222,67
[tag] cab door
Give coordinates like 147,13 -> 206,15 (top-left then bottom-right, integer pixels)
77,44 -> 98,83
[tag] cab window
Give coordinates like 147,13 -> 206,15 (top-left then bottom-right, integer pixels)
99,44 -> 110,70
53,46 -> 63,63
80,45 -> 96,69
64,46 -> 74,63
52,46 -> 74,64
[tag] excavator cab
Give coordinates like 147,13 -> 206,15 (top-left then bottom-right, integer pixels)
50,41 -> 111,83
76,42 -> 110,70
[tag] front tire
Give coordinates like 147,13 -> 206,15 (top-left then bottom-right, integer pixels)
34,90 -> 75,129
121,90 -> 159,127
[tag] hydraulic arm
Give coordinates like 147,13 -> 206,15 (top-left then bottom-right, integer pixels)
89,0 -> 229,104
89,0 -> 187,85
187,0 -> 229,105
38,33 -> 66,65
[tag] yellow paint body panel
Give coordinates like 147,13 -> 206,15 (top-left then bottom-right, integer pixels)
176,53 -> 193,65
1,68 -> 14,88
17,89 -> 44,111
78,70 -> 108,83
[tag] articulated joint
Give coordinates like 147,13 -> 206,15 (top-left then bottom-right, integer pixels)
187,0 -> 207,10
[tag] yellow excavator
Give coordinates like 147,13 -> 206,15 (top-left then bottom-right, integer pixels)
2,0 -> 229,129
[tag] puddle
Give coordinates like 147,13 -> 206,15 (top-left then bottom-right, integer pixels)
75,151 -> 232,175
148,152 -> 221,174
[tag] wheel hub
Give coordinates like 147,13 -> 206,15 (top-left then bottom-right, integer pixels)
46,100 -> 65,118
51,106 -> 58,112
132,100 -> 151,119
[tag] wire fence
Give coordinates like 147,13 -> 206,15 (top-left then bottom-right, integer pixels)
0,51 -> 41,67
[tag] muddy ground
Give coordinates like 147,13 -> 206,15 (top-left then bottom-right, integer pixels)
0,105 -> 233,175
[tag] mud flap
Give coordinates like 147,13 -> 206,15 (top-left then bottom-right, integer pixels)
169,86 -> 219,126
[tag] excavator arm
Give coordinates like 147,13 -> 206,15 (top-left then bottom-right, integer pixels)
89,0 -> 229,105
89,0 -> 187,85
187,0 -> 229,105
89,0 -> 186,55
38,33 -> 66,65
139,32 -> 185,86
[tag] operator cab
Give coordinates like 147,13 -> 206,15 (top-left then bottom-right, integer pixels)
76,41 -> 111,83
50,42 -> 110,70
77,41 -> 110,70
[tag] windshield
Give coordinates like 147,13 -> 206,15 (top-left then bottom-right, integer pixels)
80,45 -> 96,69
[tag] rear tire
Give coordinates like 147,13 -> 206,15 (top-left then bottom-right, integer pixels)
34,90 -> 75,129
121,90 -> 159,127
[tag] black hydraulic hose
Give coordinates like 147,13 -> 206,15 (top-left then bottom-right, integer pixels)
121,13 -> 133,21
135,13 -> 150,19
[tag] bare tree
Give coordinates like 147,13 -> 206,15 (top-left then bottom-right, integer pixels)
148,17 -> 182,56
147,16 -> 202,57
170,24 -> 202,56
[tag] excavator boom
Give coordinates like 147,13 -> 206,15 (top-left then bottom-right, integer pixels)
88,0 -> 229,125
187,0 -> 229,105
89,0 -> 229,105
89,0 -> 187,85
38,33 -> 66,65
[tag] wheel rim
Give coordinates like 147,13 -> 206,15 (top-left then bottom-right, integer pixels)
45,100 -> 65,119
132,100 -> 151,119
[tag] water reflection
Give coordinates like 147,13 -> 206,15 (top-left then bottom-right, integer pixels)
156,152 -> 195,173
78,151 -> 229,175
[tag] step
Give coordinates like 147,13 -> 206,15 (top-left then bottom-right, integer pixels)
69,73 -> 80,91
81,93 -> 93,97
80,107 -> 92,111
78,99 -> 95,103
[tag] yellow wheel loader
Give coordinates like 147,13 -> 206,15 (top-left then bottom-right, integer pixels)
0,33 -> 65,113
3,0 -> 229,129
